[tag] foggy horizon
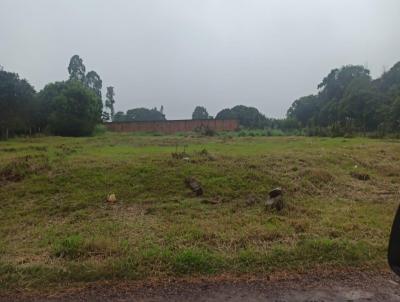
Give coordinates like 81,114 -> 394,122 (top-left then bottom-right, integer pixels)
1,0 -> 399,119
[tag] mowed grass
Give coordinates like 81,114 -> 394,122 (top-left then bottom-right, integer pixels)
0,133 -> 399,290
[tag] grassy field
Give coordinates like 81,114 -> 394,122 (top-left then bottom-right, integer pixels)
0,133 -> 399,290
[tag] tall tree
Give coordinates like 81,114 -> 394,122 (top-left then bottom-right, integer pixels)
287,95 -> 319,127
105,86 -> 115,119
192,106 -> 210,120
318,65 -> 371,102
85,71 -> 102,98
68,55 -> 86,82
0,69 -> 36,139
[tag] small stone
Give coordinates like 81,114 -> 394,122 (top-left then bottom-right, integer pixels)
185,177 -> 203,196
269,187 -> 283,199
107,193 -> 117,203
266,188 -> 284,211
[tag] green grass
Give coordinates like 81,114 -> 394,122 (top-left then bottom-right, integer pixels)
0,132 -> 398,290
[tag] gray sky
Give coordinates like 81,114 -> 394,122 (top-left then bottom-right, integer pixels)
1,0 -> 399,119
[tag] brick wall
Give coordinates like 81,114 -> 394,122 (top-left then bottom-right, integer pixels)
105,119 -> 239,134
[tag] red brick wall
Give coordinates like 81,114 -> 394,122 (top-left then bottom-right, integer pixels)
105,119 -> 239,134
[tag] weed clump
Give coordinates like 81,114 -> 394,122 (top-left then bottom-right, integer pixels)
173,249 -> 218,274
300,168 -> 334,186
350,172 -> 370,181
53,235 -> 120,259
55,144 -> 77,156
53,235 -> 84,259
0,155 -> 49,182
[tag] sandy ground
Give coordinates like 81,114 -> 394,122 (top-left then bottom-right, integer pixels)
3,270 -> 400,302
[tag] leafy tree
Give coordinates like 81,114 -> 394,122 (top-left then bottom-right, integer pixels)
0,69 -> 36,139
113,111 -> 127,122
318,65 -> 371,102
388,96 -> 400,132
192,106 -> 210,120
216,105 -> 266,128
215,108 -> 235,120
36,81 -> 67,132
68,55 -> 86,82
287,95 -> 319,127
286,64 -> 393,135
125,107 -> 166,121
38,81 -> 102,136
85,71 -> 102,98
105,86 -> 116,119
376,62 -> 400,95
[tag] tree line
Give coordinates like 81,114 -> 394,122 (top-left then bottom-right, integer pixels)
2,58 -> 400,138
287,62 -> 400,136
0,55 -> 116,138
188,61 -> 400,136
113,104 -> 281,130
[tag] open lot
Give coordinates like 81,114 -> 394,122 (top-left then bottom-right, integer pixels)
0,133 -> 399,291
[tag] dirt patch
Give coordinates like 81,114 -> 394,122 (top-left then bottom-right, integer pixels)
350,171 -> 371,181
5,270 -> 400,302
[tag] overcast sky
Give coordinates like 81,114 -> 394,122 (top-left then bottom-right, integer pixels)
1,0 -> 399,119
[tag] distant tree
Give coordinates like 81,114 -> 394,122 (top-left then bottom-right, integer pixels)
125,107 -> 166,121
0,69 -> 36,139
287,95 -> 319,127
215,108 -> 235,120
160,105 -> 164,115
68,55 -> 86,82
115,111 -> 126,122
192,106 -> 210,120
113,111 -> 127,122
388,96 -> 400,132
85,71 -> 102,98
216,105 -> 266,128
286,63 -> 400,135
38,81 -> 102,136
376,62 -> 400,94
105,86 -> 115,119
318,65 -> 371,102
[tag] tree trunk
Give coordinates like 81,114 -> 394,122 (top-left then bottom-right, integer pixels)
5,128 -> 9,140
